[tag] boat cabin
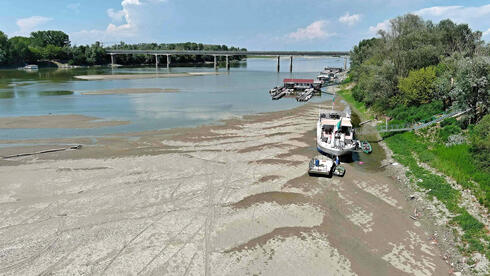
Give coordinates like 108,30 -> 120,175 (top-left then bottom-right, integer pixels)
283,78 -> 314,90
319,112 -> 354,144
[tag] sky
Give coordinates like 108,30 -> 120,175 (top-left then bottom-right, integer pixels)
0,0 -> 489,50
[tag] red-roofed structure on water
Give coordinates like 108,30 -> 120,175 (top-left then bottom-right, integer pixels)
283,78 -> 315,89
283,78 -> 314,84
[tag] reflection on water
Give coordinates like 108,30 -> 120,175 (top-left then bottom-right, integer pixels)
0,57 -> 348,140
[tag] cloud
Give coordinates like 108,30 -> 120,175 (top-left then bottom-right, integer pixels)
368,19 -> 390,34
67,3 -> 81,13
338,12 -> 361,26
368,4 -> 490,38
107,8 -> 126,22
287,20 -> 335,40
413,5 -> 490,22
413,4 -> 490,32
71,0 -> 167,44
15,16 -> 53,35
483,28 -> 490,39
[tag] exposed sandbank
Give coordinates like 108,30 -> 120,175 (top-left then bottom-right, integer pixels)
74,71 -> 222,80
0,95 -> 452,275
81,88 -> 179,95
0,114 -> 128,129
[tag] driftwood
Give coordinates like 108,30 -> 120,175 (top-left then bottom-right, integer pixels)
2,145 -> 82,159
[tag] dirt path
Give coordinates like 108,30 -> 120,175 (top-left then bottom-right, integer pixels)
0,100 -> 451,275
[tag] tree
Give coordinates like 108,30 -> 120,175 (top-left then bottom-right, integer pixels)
0,31 -> 8,65
450,57 -> 489,122
30,30 -> 70,48
398,66 -> 437,106
8,36 -> 36,64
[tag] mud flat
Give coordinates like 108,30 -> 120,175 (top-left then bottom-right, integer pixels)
81,88 -> 179,95
0,114 -> 128,129
0,97 -> 454,275
74,72 -> 221,80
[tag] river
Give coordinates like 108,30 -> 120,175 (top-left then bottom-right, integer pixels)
0,57 -> 347,140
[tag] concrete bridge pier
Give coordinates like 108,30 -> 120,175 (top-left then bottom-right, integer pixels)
277,56 -> 280,72
289,56 -> 293,72
213,55 -> 217,70
225,55 -> 230,71
110,54 -> 115,67
154,54 -> 159,68
166,54 -> 171,69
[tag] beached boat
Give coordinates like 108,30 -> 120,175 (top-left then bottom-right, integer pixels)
333,165 -> 346,177
308,155 -> 335,176
361,141 -> 372,154
317,110 -> 359,157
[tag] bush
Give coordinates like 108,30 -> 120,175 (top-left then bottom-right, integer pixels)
438,124 -> 461,142
386,101 -> 444,124
398,66 -> 437,106
440,117 -> 458,127
470,114 -> 490,171
351,85 -> 365,102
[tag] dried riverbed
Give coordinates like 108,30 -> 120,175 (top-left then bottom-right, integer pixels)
0,99 -> 453,275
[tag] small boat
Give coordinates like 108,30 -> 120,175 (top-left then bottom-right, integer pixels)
308,155 -> 335,177
333,165 -> 346,177
272,90 -> 286,100
23,64 -> 38,70
361,141 -> 372,154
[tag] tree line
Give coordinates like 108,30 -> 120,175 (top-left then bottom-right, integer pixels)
0,30 -> 247,66
349,14 -> 489,170
349,14 -> 489,123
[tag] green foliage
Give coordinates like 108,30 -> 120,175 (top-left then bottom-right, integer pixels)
38,90 -> 73,96
0,29 -> 245,67
397,66 -> 437,106
0,31 -> 8,64
108,42 -> 246,65
30,30 -> 70,48
450,57 -> 489,122
438,124 -> 461,142
470,114 -> 490,171
8,36 -> 37,64
385,132 -> 489,259
336,88 -> 373,121
386,101 -> 444,124
349,14 -> 486,116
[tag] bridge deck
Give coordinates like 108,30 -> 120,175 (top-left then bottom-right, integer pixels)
107,50 -> 350,56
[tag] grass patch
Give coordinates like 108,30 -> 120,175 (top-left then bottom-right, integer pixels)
385,132 -> 489,260
336,88 -> 374,121
39,90 -> 74,96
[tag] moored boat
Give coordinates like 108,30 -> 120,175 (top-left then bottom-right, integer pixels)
361,141 -> 372,154
308,155 -> 335,176
316,110 -> 359,157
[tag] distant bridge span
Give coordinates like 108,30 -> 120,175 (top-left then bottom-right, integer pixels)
106,50 -> 350,71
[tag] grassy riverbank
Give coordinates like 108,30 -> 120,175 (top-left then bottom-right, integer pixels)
338,83 -> 490,263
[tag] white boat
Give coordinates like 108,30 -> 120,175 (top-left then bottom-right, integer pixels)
23,64 -> 38,70
317,110 -> 359,157
308,155 -> 336,176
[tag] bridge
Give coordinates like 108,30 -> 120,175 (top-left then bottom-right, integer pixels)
106,50 -> 350,72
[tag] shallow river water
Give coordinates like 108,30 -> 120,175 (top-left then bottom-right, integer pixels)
0,57 -> 346,140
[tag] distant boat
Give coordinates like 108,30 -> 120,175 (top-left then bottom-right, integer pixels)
23,65 -> 38,70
